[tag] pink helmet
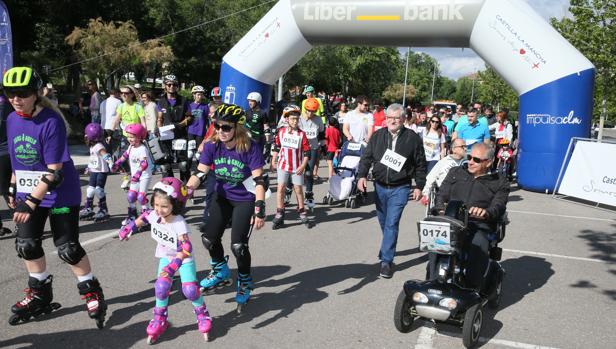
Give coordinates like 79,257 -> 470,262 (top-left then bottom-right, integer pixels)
125,123 -> 147,140
152,177 -> 189,214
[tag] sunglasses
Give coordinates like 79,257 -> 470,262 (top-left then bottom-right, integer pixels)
6,90 -> 35,99
121,91 -> 133,95
361,103 -> 369,106
467,154 -> 489,163
430,120 -> 440,123
214,123 -> 234,132
166,83 -> 177,87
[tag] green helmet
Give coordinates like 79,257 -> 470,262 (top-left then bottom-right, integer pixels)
2,67 -> 43,92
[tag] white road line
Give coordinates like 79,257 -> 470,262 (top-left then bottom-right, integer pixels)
503,248 -> 606,263
508,209 -> 615,223
51,231 -> 118,255
439,331 -> 561,349
414,326 -> 436,349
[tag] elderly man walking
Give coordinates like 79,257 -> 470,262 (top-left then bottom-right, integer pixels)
357,104 -> 427,278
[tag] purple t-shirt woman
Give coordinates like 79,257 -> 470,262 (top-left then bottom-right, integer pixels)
187,102 -> 209,137
7,108 -> 81,208
199,139 -> 265,202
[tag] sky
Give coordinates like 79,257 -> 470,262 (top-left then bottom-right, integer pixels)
413,0 -> 572,80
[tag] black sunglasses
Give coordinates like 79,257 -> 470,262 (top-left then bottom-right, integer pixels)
166,83 -> 177,87
214,123 -> 234,132
467,154 -> 489,163
430,119 -> 440,123
6,90 -> 35,99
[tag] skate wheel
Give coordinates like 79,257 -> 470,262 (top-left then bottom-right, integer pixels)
96,318 -> 105,329
203,333 -> 210,342
8,314 -> 21,326
237,303 -> 246,314
147,336 -> 156,345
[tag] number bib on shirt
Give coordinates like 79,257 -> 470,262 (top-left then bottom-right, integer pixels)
151,222 -> 178,250
281,133 -> 301,149
172,139 -> 187,150
304,128 -> 318,139
379,149 -> 407,172
15,170 -> 47,194
465,139 -> 478,146
88,156 -> 99,170
187,140 -> 197,150
347,142 -> 362,151
495,129 -> 506,139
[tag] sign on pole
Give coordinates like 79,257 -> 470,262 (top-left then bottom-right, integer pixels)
0,1 -> 12,74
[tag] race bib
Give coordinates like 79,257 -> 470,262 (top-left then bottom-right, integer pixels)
159,124 -> 175,141
172,139 -> 187,150
304,128 -> 318,139
281,133 -> 301,149
465,139 -> 478,146
495,129 -> 506,139
151,222 -> 178,250
347,142 -> 362,151
187,140 -> 197,150
418,221 -> 452,253
242,176 -> 272,199
379,149 -> 407,172
15,170 -> 47,194
88,156 -> 99,170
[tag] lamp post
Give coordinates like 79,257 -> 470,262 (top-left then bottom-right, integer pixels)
402,47 -> 410,107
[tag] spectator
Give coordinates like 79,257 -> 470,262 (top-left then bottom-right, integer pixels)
141,91 -> 158,136
100,89 -> 122,155
452,108 -> 491,152
422,115 -> 447,173
357,103 -> 426,278
343,95 -> 374,143
421,138 -> 467,200
87,80 -> 103,124
372,100 -> 386,132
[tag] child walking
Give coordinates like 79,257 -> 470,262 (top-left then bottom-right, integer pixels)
80,123 -> 113,222
111,123 -> 153,225
118,177 -> 212,343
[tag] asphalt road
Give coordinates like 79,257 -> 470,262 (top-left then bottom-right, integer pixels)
0,165 -> 614,349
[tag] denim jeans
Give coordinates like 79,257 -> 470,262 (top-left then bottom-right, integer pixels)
375,183 -> 410,264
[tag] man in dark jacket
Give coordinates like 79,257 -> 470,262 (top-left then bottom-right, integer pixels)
435,142 -> 509,291
357,103 -> 427,278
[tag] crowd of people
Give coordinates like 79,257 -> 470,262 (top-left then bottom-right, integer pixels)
1,68 -> 512,342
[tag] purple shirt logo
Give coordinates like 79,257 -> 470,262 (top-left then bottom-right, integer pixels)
13,133 -> 40,166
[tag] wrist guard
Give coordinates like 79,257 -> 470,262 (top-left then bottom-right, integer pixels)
15,200 -> 35,214
192,170 -> 208,186
254,200 -> 266,219
25,194 -> 42,206
8,183 -> 16,199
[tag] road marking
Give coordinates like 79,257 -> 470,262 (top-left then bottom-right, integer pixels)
508,209 -> 615,223
51,231 -> 118,255
503,248 -> 606,264
414,326 -> 436,349
439,331 -> 561,349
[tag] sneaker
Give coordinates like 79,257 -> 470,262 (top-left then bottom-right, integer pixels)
380,262 -> 393,279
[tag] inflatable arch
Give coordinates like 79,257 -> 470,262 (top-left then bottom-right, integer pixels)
219,0 -> 595,192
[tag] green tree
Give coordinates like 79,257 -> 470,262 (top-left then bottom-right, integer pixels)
551,0 -> 616,122
454,76 -> 475,107
477,67 -> 519,110
382,83 -> 417,104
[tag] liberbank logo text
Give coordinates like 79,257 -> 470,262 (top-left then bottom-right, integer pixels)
302,1 -> 465,22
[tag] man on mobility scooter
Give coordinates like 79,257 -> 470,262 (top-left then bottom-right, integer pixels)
394,143 -> 509,348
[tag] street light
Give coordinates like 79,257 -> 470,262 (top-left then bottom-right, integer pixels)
430,62 -> 438,103
402,47 -> 410,107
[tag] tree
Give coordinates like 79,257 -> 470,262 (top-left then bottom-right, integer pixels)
382,83 -> 417,104
476,67 -> 518,110
551,0 -> 616,122
65,18 -> 174,89
454,76 -> 475,107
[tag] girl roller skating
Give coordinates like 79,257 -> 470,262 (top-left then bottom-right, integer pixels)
4,67 -> 106,328
186,103 -> 267,313
118,177 -> 212,343
80,123 -> 113,222
271,104 -> 312,229
112,123 -> 153,225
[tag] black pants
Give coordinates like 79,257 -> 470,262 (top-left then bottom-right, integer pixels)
160,140 -> 191,182
17,206 -> 82,253
202,194 -> 254,275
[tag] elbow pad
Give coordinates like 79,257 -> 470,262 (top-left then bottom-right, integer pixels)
41,169 -> 64,190
139,159 -> 149,171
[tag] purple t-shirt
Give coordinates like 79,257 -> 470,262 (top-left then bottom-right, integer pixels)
199,140 -> 265,202
187,102 -> 209,137
8,108 -> 81,208
156,98 -> 176,113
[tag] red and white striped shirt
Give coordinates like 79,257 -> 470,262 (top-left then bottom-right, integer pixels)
275,127 -> 310,173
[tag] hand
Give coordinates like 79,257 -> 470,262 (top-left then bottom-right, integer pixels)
347,135 -> 353,141
420,195 -> 429,206
469,207 -> 488,219
411,189 -> 422,201
295,165 -> 306,176
131,172 -> 141,183
186,187 -> 195,199
111,163 -> 120,173
13,201 -> 35,224
251,215 -> 265,230
357,177 -> 367,192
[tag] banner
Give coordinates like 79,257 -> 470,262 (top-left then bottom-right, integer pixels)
0,1 -> 12,75
557,141 -> 616,207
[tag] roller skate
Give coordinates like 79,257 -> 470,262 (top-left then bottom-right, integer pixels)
194,304 -> 212,342
9,276 -> 61,325
0,221 -> 12,236
120,175 -> 130,191
284,187 -> 292,205
93,209 -> 109,222
235,273 -> 254,314
122,207 -> 138,226
298,207 -> 313,229
77,278 -> 107,329
200,256 -> 232,293
272,208 -> 284,230
146,306 -> 169,344
304,191 -> 316,212
79,198 -> 95,220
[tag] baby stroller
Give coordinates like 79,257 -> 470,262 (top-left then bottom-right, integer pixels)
322,141 -> 366,209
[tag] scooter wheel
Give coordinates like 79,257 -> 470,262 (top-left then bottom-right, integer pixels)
462,303 -> 483,348
393,290 -> 415,333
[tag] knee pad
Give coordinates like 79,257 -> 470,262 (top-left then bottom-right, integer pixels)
95,186 -> 106,199
137,192 -> 148,205
127,190 -> 138,203
182,282 -> 200,301
57,241 -> 86,265
154,276 -> 172,301
201,235 -> 215,250
15,237 -> 44,260
178,161 -> 189,174
86,186 -> 95,198
231,243 -> 250,258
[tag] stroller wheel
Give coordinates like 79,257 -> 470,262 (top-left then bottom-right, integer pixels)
350,198 -> 357,209
345,199 -> 351,208
328,196 -> 334,205
322,195 -> 328,204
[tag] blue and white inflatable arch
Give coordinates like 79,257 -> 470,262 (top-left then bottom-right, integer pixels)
219,0 -> 595,192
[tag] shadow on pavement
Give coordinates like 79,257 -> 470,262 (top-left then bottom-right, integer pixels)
573,225 -> 616,301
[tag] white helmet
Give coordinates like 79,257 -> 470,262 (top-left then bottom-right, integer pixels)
247,92 -> 262,104
191,85 -> 205,94
163,74 -> 177,84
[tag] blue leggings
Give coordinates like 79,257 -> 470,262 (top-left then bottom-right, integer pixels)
155,258 -> 204,308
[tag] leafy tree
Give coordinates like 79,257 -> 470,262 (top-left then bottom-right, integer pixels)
382,83 -> 417,104
476,66 -> 518,110
551,0 -> 616,122
454,76 -> 475,107
434,77 -> 456,101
